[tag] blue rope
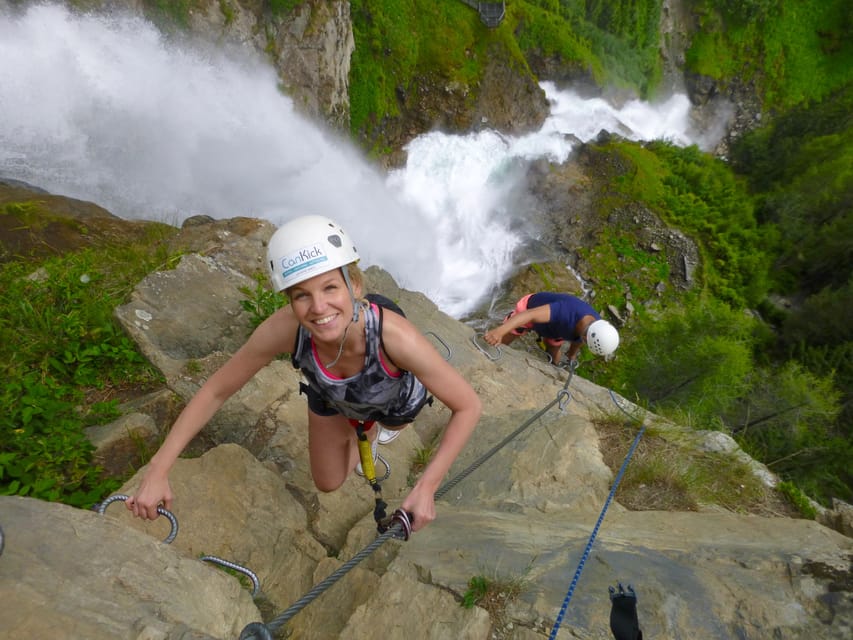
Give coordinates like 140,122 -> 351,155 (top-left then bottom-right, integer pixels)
548,391 -> 646,639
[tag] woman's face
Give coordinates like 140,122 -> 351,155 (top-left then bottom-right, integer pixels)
288,269 -> 358,342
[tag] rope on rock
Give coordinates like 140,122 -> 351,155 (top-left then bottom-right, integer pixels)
548,390 -> 647,639
239,362 -> 579,639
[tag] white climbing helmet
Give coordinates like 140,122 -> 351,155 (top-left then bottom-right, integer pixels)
586,319 -> 620,357
267,215 -> 359,292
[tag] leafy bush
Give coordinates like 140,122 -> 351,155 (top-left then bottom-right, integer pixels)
687,1 -> 853,111
777,481 -> 818,519
0,239 -> 175,507
603,296 -> 757,425
238,272 -> 289,329
593,140 -> 772,308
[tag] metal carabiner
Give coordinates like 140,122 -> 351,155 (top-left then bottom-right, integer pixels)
378,508 -> 414,540
557,389 -> 572,412
94,494 -> 179,544
471,333 -> 501,360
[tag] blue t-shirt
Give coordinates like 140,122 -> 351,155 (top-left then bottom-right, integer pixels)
527,293 -> 600,342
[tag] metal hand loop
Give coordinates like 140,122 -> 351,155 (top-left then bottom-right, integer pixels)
94,494 -> 179,544
200,555 -> 261,597
424,331 -> 452,361
471,333 -> 501,360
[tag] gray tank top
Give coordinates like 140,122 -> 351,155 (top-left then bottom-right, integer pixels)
292,301 -> 430,424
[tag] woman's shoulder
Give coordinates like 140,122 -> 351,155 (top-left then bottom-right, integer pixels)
249,304 -> 300,354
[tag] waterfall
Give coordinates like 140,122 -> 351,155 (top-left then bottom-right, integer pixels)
0,3 -> 725,317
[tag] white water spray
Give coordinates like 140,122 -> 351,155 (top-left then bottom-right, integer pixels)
0,3 -> 726,317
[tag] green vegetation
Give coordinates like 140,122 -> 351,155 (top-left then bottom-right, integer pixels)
460,567 -> 531,631
407,442 -> 436,487
348,1 -> 671,150
0,214 -> 179,508
726,82 -> 853,503
565,67 -> 850,505
590,288 -> 847,504
267,0 -> 303,17
218,0 -> 235,27
581,232 -> 670,309
238,272 -> 289,330
349,0 -> 495,151
777,481 -> 818,520
142,0 -> 195,29
594,411 -> 791,515
579,140 -> 770,309
688,0 -> 853,110
515,0 -> 663,94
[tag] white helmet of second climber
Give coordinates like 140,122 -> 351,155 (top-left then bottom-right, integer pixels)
587,319 -> 620,357
267,215 -> 359,292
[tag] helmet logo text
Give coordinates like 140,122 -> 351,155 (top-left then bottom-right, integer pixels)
280,244 -> 329,280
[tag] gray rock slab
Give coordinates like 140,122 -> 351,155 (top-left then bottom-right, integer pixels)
0,495 -> 259,640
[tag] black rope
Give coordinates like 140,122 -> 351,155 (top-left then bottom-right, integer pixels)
239,366 -> 577,639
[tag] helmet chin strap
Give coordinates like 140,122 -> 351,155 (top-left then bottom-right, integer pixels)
340,266 -> 360,324
323,266 -> 360,369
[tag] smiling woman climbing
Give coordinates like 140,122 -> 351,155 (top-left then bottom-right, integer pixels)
126,215 -> 481,533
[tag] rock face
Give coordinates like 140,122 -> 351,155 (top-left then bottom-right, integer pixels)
0,495 -> 259,640
175,0 -> 355,130
3,216 -> 850,639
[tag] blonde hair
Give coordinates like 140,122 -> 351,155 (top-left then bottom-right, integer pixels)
285,262 -> 364,300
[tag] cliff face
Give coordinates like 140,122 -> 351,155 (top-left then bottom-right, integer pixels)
1,210 -> 851,639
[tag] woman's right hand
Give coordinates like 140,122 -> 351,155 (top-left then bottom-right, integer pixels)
125,470 -> 173,520
483,328 -> 503,346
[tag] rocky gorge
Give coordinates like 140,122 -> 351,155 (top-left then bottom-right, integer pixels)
1,1 -> 851,638
0,208 -> 852,639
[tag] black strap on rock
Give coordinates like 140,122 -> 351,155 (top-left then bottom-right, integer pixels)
609,583 -> 643,640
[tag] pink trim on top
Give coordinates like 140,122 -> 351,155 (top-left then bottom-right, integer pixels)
310,339 -> 345,379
